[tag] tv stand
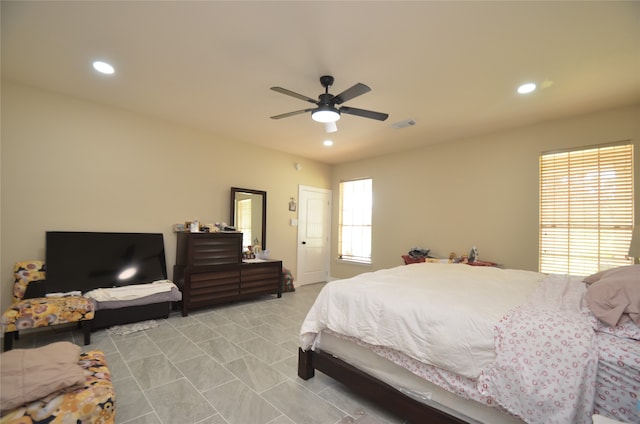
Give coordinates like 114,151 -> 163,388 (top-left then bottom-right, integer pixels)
173,232 -> 282,316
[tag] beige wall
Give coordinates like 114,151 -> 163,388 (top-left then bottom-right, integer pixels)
331,104 -> 640,279
2,81 -> 638,311
0,81 -> 331,311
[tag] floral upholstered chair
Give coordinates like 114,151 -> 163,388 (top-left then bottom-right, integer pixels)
1,261 -> 95,351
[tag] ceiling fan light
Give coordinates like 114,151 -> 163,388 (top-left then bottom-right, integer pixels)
324,121 -> 337,133
312,108 -> 340,123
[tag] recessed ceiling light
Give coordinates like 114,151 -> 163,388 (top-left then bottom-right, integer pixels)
92,61 -> 115,75
517,82 -> 536,94
323,140 -> 333,147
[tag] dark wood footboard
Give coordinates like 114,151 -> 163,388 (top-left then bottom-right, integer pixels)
298,348 -> 469,424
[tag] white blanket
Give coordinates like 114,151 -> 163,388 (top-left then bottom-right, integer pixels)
300,263 -> 543,379
84,279 -> 176,302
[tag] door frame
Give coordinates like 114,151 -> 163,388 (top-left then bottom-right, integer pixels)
296,185 -> 332,286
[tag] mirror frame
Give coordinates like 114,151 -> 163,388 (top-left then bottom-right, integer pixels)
230,187 -> 267,249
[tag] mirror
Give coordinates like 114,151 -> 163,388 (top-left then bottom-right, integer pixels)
230,187 -> 267,249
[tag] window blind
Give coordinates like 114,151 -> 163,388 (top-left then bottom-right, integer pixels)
539,142 -> 634,275
339,178 -> 372,264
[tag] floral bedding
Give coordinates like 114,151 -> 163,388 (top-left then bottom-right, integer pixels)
593,328 -> 640,423
479,274 -> 639,424
328,320 -> 639,424
478,274 -> 599,423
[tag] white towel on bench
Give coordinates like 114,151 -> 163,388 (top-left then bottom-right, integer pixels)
84,280 -> 176,302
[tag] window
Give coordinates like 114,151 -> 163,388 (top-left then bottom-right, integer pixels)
339,178 -> 372,264
539,142 -> 634,275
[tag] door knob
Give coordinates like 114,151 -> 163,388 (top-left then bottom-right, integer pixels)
302,241 -> 306,244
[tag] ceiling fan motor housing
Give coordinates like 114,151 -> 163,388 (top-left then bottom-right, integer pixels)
315,77 -> 340,122
320,75 -> 334,89
318,93 -> 334,106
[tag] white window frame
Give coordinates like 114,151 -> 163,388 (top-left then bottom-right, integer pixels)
338,178 -> 372,264
539,142 -> 634,275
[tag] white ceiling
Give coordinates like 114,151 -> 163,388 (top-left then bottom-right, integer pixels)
2,1 -> 639,165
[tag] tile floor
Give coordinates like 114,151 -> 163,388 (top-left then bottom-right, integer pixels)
9,283 -> 406,424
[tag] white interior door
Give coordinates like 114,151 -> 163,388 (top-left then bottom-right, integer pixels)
296,185 -> 331,285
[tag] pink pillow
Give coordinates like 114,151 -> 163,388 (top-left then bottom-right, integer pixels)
0,342 -> 85,412
584,265 -> 639,284
584,265 -> 640,327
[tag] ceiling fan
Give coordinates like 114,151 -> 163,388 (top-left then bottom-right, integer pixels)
270,75 -> 388,132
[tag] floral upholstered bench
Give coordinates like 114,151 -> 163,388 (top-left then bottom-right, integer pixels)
0,342 -> 115,424
1,261 -> 95,351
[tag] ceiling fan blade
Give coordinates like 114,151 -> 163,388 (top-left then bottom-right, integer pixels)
270,109 -> 314,120
333,83 -> 371,105
339,106 -> 389,121
271,87 -> 317,104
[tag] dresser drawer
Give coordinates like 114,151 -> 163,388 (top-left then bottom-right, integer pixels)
240,262 -> 282,296
191,238 -> 240,266
176,232 -> 242,267
186,269 -> 240,305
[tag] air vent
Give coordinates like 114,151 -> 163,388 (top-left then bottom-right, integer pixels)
391,119 -> 416,129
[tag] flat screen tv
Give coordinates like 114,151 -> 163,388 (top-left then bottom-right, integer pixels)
45,231 -> 168,294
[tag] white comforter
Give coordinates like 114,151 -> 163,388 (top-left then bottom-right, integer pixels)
300,263 -> 544,379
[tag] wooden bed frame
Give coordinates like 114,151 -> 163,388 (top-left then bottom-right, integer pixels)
298,348 -> 470,424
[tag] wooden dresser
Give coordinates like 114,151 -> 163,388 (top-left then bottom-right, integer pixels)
173,232 -> 282,316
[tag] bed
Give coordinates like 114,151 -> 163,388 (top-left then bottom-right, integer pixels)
298,263 -> 640,424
